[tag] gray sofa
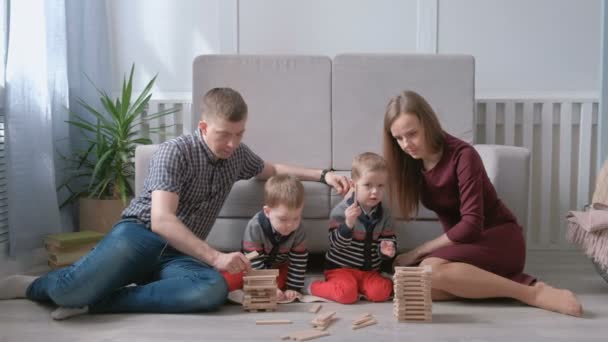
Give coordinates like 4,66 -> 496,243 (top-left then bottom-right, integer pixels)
135,54 -> 530,254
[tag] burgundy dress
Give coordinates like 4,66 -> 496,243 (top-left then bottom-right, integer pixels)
421,133 -> 535,285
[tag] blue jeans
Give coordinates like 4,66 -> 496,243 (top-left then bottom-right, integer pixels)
26,219 -> 228,313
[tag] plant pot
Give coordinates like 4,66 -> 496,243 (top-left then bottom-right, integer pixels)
79,198 -> 129,234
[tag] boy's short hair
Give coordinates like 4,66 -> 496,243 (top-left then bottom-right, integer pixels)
201,87 -> 248,122
351,152 -> 388,180
264,174 -> 305,209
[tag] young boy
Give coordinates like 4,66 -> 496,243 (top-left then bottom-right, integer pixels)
308,152 -> 396,304
222,174 -> 308,302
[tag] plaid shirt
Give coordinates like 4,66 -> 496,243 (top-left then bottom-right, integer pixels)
122,129 -> 265,239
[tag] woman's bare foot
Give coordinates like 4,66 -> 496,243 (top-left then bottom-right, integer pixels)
530,282 -> 583,317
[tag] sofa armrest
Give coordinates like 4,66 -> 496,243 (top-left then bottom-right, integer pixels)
135,144 -> 160,196
474,144 -> 530,230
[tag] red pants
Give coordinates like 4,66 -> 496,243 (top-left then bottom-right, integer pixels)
222,263 -> 289,292
310,268 -> 392,304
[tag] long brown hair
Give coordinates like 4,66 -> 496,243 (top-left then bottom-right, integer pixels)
383,90 -> 444,220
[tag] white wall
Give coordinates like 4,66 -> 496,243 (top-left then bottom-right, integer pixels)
438,0 -> 601,97
108,0 -> 602,96
239,0 -> 418,56
108,0 -> 222,94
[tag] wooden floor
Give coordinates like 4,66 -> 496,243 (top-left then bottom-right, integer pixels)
0,250 -> 607,342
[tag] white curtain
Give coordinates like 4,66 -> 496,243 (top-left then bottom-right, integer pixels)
5,0 -> 111,258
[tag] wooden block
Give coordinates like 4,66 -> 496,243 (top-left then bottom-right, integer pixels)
294,330 -> 330,341
352,319 -> 378,330
256,320 -> 292,325
352,313 -> 373,325
312,317 -> 336,331
245,250 -> 260,260
312,311 -> 336,323
309,303 -> 322,313
247,269 -> 280,276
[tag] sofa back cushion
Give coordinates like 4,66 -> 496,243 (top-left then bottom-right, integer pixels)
331,54 -> 475,220
331,54 -> 475,170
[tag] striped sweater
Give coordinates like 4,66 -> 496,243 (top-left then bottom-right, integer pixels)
325,195 -> 396,271
242,211 -> 308,290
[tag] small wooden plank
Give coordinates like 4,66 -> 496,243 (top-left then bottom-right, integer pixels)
256,319 -> 292,325
295,330 -> 330,341
245,250 -> 259,260
352,313 -> 373,325
352,319 -> 378,330
309,303 -> 322,313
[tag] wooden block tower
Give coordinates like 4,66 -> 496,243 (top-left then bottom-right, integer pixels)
243,269 -> 279,312
393,266 -> 432,322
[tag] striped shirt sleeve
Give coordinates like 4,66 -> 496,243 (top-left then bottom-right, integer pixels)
328,205 -> 353,250
286,228 -> 308,291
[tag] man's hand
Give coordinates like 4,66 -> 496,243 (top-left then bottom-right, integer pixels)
380,241 -> 396,258
325,172 -> 350,196
344,201 -> 361,229
212,252 -> 251,274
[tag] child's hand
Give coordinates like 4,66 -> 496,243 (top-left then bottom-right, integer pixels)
380,241 -> 396,258
345,201 -> 361,228
284,290 -> 299,301
276,289 -> 286,301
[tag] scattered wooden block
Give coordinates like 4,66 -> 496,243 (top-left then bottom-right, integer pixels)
281,330 -> 330,341
308,303 -> 322,313
352,319 -> 378,330
255,319 -> 292,325
352,312 -> 372,325
310,311 -> 337,330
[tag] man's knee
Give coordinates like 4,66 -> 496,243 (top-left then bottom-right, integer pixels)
177,273 -> 229,312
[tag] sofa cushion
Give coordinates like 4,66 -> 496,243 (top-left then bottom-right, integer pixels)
331,54 -> 475,170
218,179 -> 330,219
192,55 -> 332,168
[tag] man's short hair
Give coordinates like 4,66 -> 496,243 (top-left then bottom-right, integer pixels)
264,174 -> 305,209
201,87 -> 248,122
351,152 -> 388,180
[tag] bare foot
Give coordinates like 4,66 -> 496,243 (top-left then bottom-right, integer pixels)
531,283 -> 583,317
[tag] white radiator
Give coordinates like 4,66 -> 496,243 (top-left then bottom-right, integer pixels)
146,97 -> 600,251
476,99 -> 599,250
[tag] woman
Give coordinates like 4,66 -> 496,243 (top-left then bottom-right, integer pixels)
385,90 -> 582,316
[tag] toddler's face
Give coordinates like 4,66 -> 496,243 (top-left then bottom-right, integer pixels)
354,170 -> 388,210
263,204 -> 303,236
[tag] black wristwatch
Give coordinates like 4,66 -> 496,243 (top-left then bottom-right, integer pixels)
319,168 -> 334,185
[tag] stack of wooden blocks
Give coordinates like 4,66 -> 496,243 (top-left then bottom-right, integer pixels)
242,269 -> 279,312
393,265 -> 432,322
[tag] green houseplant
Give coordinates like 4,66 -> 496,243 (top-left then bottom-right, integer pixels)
60,65 -> 177,232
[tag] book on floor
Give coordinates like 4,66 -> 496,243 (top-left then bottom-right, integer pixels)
44,230 -> 104,249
